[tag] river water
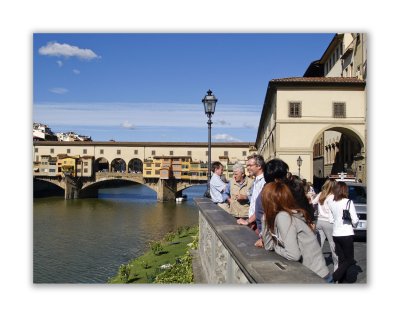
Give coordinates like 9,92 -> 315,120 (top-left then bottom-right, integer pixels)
33,184 -> 205,283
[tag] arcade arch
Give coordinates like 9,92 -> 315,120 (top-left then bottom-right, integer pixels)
312,126 -> 365,188
128,158 -> 143,173
111,158 -> 127,172
94,157 -> 109,172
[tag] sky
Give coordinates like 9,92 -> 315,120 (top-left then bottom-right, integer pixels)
33,33 -> 334,142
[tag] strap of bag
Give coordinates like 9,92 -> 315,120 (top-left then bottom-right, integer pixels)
346,199 -> 352,210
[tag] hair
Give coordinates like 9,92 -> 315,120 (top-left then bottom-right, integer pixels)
211,161 -> 223,172
333,181 -> 348,201
263,158 -> 289,184
247,153 -> 265,170
318,179 -> 336,204
232,163 -> 245,174
261,181 -> 313,234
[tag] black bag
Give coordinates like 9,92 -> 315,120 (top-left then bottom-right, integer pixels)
342,199 -> 352,221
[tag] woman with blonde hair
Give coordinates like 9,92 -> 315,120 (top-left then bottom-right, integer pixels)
312,178 -> 338,270
261,181 -> 331,281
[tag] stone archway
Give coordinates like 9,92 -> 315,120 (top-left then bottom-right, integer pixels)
94,157 -> 109,172
311,126 -> 365,189
128,158 -> 143,173
111,158 -> 126,172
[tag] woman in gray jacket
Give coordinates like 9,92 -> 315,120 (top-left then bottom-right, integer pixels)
261,181 -> 331,281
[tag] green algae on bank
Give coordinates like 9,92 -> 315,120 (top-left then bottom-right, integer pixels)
109,225 -> 199,284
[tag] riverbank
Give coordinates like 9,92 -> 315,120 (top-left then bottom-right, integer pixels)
108,225 -> 199,284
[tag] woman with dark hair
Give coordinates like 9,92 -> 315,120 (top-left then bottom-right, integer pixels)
254,158 -> 316,248
327,181 -> 359,283
261,181 -> 331,281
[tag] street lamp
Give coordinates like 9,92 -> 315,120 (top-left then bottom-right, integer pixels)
202,89 -> 218,198
297,156 -> 302,177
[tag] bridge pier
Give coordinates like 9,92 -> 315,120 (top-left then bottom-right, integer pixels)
156,179 -> 177,202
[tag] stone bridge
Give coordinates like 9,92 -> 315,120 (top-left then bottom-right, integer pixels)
34,172 -> 207,201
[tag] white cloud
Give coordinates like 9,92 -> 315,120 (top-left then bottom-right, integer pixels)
213,133 -> 242,142
72,69 -> 80,74
56,60 -> 63,67
121,121 -> 135,129
215,120 -> 230,126
49,87 -> 68,94
38,42 -> 100,60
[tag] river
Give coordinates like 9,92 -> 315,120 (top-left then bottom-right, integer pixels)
33,184 -> 205,283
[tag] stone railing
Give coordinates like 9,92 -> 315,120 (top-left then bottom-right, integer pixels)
195,198 -> 325,284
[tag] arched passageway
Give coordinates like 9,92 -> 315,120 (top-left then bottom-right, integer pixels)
111,158 -> 126,172
95,157 -> 109,172
312,127 -> 365,190
128,158 -> 143,173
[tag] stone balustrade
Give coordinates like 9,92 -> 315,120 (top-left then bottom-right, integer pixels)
195,198 -> 325,284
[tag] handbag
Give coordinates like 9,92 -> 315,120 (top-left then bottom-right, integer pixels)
342,199 -> 352,221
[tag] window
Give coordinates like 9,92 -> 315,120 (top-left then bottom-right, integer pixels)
83,149 -> 87,154
35,148 -> 38,153
50,148 -> 54,154
84,162 -> 88,166
170,151 -> 174,155
187,151 -> 192,156
84,168 -> 88,173
333,102 -> 346,118
134,150 -> 138,155
146,171 -> 151,175
289,102 -> 302,117
205,151 -> 208,156
67,149 -> 71,154
224,151 -> 228,156
100,149 -> 104,154
242,151 -> 247,156
152,150 -> 156,155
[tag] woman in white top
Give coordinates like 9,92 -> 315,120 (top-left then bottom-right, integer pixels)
312,179 -> 338,270
327,181 -> 359,283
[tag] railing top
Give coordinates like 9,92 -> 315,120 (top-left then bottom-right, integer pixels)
195,197 -> 325,284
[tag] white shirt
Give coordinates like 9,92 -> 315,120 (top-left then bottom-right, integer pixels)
248,173 -> 265,217
210,173 -> 227,203
327,198 -> 359,237
312,193 -> 334,222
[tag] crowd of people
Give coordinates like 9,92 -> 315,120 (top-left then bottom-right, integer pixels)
209,154 -> 360,284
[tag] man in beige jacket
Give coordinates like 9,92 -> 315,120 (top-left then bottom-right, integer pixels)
228,163 -> 253,218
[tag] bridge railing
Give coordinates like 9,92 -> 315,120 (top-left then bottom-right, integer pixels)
194,198 -> 325,284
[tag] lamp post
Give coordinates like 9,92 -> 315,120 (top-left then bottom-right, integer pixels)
202,89 -> 218,198
297,156 -> 302,178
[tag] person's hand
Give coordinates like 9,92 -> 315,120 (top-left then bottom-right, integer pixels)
237,218 -> 249,225
254,238 -> 264,248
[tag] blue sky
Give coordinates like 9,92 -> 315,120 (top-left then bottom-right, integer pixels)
33,33 -> 334,142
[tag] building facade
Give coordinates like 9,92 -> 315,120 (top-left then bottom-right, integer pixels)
255,77 -> 366,184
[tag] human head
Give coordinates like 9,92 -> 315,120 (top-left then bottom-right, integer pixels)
261,181 -> 311,233
321,179 -> 336,195
232,163 -> 245,183
211,161 -> 224,176
333,181 -> 348,201
263,158 -> 289,184
246,154 -> 265,177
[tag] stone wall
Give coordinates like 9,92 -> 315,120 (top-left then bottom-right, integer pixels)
195,198 -> 325,284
